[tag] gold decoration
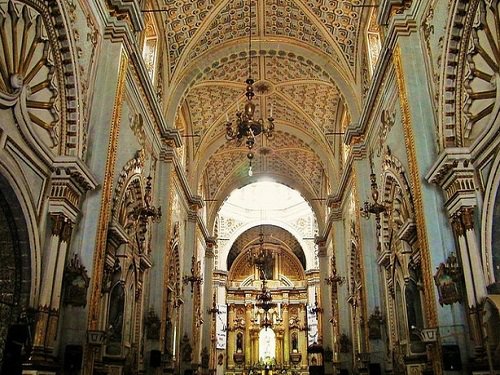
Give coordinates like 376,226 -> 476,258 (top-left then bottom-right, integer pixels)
87,51 -> 128,330
393,46 -> 437,327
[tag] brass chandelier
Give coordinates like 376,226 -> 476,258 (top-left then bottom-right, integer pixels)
225,0 -> 274,176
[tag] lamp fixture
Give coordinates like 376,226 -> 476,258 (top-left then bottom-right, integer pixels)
256,279 -> 273,311
183,256 -> 203,294
248,229 -> 272,279
255,280 -> 274,330
325,272 -> 346,286
207,292 -> 220,316
137,176 -> 162,222
310,289 -> 323,316
224,0 -> 274,176
360,160 -> 386,238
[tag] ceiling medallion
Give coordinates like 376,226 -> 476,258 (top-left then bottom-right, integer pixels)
253,80 -> 274,96
224,0 -> 274,177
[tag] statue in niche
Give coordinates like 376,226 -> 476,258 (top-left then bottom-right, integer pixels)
339,333 -> 351,353
63,254 -> 90,307
144,309 -> 160,340
236,332 -> 243,352
291,332 -> 298,352
368,307 -> 383,340
201,347 -> 209,369
181,334 -> 192,362
108,283 -> 125,343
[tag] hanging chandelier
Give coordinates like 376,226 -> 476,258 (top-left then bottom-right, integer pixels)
248,230 -> 272,278
256,279 -> 274,329
225,0 -> 274,177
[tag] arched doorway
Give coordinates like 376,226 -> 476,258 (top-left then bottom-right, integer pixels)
0,174 -> 32,373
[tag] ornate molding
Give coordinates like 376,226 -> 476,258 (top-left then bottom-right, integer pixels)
107,0 -> 144,32
87,52 -> 128,332
393,46 -> 438,330
426,148 -> 477,216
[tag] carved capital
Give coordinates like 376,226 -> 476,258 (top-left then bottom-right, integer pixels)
107,0 -> 145,31
451,214 -> 464,237
461,207 -> 475,231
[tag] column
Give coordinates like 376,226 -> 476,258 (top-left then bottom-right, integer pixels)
451,208 -> 487,354
251,330 -> 259,364
275,330 -> 283,365
245,304 -> 252,366
202,240 -> 217,373
31,215 -> 73,362
180,208 -> 200,375
299,304 -> 308,368
283,304 -> 290,364
227,304 -> 235,369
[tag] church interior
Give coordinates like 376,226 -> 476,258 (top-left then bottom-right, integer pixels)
0,0 -> 499,374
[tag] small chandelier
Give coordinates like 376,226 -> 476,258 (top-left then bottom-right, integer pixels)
225,0 -> 274,177
248,230 -> 272,279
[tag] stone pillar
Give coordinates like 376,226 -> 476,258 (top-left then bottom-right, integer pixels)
451,207 -> 487,353
427,152 -> 488,364
179,208 -> 201,374
27,159 -> 96,373
31,215 -> 73,363
202,240 -> 217,373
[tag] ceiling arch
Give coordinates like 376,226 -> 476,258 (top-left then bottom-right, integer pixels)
227,224 -> 307,271
160,0 -> 368,237
165,41 -> 361,130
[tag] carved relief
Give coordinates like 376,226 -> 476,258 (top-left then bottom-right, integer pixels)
441,0 -> 500,148
462,0 -> 500,143
0,1 -> 59,147
181,334 -> 192,362
377,110 -> 396,157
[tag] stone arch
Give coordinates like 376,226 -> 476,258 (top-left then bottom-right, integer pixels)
0,174 -> 32,366
439,0 -> 500,150
0,1 -> 86,158
482,150 -> 500,289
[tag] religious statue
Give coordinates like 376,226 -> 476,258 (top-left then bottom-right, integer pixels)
291,332 -> 298,352
236,332 -> 243,352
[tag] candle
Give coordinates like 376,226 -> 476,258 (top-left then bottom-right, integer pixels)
278,302 -> 281,318
225,112 -> 229,122
270,103 -> 273,118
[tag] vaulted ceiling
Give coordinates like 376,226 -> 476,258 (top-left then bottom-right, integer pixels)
159,0 -> 368,223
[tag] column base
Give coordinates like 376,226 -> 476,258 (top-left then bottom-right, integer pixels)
22,346 -> 59,374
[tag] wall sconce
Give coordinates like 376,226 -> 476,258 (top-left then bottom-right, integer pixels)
310,289 -> 323,316
434,252 -> 462,306
183,256 -> 203,294
134,176 -> 162,223
325,271 -> 346,286
360,164 -> 386,237
207,292 -> 220,316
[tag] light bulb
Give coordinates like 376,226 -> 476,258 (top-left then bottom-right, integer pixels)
248,165 -> 253,177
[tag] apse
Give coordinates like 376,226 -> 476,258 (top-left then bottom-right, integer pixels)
217,181 -> 318,271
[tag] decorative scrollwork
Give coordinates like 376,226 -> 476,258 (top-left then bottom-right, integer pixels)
0,1 -> 59,145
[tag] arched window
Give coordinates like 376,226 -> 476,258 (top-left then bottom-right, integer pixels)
142,13 -> 158,82
366,9 -> 382,77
